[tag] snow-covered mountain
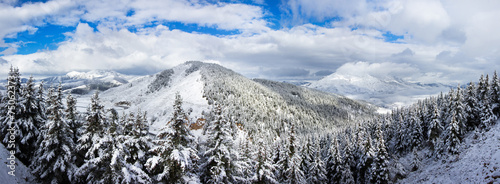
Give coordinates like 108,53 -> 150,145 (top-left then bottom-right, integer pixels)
99,61 -> 376,134
41,70 -> 140,94
308,71 -> 452,109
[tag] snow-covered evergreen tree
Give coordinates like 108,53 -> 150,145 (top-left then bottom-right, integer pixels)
77,91 -> 106,160
146,93 -> 198,183
445,112 -> 461,155
409,109 -> 423,150
370,124 -> 389,184
1,67 -> 42,164
356,125 -> 375,184
428,100 -> 443,153
200,103 -> 242,184
122,110 -> 152,167
282,123 -> 306,184
250,133 -> 277,184
78,125 -> 151,184
464,82 -> 480,130
65,94 -> 80,143
326,137 -> 353,184
307,140 -> 327,184
490,71 -> 500,107
31,85 -> 76,183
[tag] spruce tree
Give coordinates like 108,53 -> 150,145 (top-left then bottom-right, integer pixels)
370,124 -> 389,184
1,67 -> 41,164
31,85 -> 76,183
282,123 -> 305,184
251,134 -> 277,184
199,103 -> 241,184
146,93 -> 198,183
428,100 -> 443,153
464,82 -> 480,130
65,94 -> 80,143
307,140 -> 327,184
75,91 -> 107,182
445,112 -> 461,155
122,110 -> 152,167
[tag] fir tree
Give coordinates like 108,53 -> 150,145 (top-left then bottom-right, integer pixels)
491,71 -> 500,106
1,67 -> 41,164
122,110 -> 152,167
251,133 -> 277,184
77,91 -> 106,160
409,109 -> 423,150
307,140 -> 327,184
146,93 -> 198,183
199,103 -> 241,184
78,123 -> 151,184
464,82 -> 480,130
282,123 -> 306,184
427,100 -> 443,153
370,124 -> 389,184
31,85 -> 76,183
75,91 -> 107,182
445,112 -> 461,155
65,94 -> 80,143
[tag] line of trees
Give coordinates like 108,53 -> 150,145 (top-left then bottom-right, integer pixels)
1,66 -> 499,184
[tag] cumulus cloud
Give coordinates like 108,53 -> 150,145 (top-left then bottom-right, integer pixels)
0,0 -> 499,87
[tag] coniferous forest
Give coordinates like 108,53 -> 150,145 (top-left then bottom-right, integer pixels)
1,65 -> 499,184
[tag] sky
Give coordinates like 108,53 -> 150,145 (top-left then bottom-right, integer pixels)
0,0 -> 500,85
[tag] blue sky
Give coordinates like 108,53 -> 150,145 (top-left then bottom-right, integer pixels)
1,0 -> 500,84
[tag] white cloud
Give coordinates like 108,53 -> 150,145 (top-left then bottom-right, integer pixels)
0,0 -> 499,87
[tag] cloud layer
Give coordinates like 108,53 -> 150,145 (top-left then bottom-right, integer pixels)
0,0 -> 499,86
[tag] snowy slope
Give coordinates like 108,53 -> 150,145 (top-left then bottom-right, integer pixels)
308,72 -> 451,109
0,144 -> 38,184
100,63 -> 210,134
398,120 -> 500,184
98,61 -> 376,135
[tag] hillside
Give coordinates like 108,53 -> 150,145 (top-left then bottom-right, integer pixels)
308,70 -> 451,109
99,61 -> 377,134
397,119 -> 500,184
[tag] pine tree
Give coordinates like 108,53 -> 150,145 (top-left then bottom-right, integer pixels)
200,103 -> 242,184
146,93 -> 198,183
307,140 -> 327,184
75,91 -> 107,182
77,91 -> 106,159
464,82 -> 480,130
282,123 -> 305,184
409,109 -> 423,150
356,125 -> 375,184
122,110 -> 152,167
251,133 -> 277,184
445,112 -> 461,155
31,85 -> 76,183
491,71 -> 500,106
78,123 -> 151,184
326,137 -> 353,184
427,100 -> 443,153
1,67 -> 42,164
451,86 -> 466,136
65,94 -> 80,143
370,124 -> 389,184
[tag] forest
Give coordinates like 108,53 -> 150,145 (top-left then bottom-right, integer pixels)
0,65 -> 499,184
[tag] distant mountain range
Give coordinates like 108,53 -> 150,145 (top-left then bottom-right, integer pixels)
307,70 -> 453,109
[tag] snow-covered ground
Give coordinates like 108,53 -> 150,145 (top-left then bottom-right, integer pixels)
99,63 -> 210,134
0,144 -> 37,184
399,120 -> 500,184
